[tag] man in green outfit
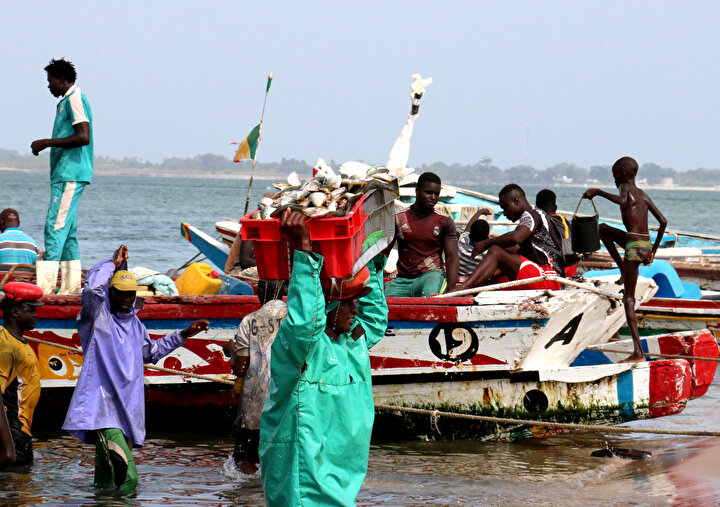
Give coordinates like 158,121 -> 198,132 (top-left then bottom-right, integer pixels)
31,58 -> 93,295
259,209 -> 389,506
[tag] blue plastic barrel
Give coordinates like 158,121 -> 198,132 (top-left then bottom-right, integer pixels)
216,275 -> 254,295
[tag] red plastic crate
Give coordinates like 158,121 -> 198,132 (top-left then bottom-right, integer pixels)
240,194 -> 370,279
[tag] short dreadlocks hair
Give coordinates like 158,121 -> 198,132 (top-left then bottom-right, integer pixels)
44,58 -> 77,82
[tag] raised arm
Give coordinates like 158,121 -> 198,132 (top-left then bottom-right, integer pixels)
356,255 -> 389,349
583,188 -> 622,205
273,210 -> 327,368
80,245 -> 128,319
463,206 -> 494,233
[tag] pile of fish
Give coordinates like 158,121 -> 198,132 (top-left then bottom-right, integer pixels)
250,160 -> 398,219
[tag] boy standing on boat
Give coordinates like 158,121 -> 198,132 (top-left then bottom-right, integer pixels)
31,58 -> 93,295
0,282 -> 44,466
259,210 -> 389,506
225,279 -> 287,475
385,172 -> 459,296
463,184 -> 562,291
583,157 -> 667,362
62,245 -> 209,491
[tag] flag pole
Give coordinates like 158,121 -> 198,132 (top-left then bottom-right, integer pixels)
243,72 -> 273,215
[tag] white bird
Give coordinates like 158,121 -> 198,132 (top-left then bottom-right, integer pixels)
410,73 -> 433,98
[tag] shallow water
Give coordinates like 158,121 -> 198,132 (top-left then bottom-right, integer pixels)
2,169 -> 720,504
3,376 -> 720,505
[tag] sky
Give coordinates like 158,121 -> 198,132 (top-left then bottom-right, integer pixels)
3,1 -> 720,171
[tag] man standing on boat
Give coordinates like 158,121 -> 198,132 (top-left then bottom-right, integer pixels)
462,184 -> 562,291
385,172 -> 459,297
0,282 -> 44,466
31,58 -> 93,295
259,210 -> 389,506
62,245 -> 209,491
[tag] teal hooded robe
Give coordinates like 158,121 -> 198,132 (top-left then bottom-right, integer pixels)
259,251 -> 388,506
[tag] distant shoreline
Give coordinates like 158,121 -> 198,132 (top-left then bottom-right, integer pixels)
0,166 -> 289,181
2,165 -> 719,191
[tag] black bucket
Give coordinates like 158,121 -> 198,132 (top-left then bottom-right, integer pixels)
571,197 -> 601,254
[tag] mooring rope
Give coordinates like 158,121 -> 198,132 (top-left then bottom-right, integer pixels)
27,337 -> 720,437
374,403 -> 720,437
436,274 -> 624,302
587,347 -> 720,363
24,336 -> 235,385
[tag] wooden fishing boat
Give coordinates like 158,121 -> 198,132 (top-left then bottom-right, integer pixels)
583,263 -> 720,340
582,251 -> 720,291
7,275 -> 718,440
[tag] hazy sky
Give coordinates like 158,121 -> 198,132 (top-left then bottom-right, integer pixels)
4,2 -> 720,171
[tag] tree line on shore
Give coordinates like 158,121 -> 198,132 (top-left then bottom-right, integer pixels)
2,147 -> 719,187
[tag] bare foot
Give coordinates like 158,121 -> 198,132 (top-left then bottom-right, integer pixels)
236,460 -> 259,475
620,352 -> 646,363
615,276 -> 624,285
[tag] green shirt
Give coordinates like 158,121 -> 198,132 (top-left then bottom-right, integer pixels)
50,84 -> 93,183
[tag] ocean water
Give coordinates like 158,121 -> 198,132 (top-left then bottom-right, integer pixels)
2,168 -> 720,505
2,169 -> 718,272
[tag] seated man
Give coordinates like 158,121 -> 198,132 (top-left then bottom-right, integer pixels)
385,172 -> 459,297
464,184 -> 562,291
458,208 -> 492,277
0,209 -> 40,271
536,189 -> 577,276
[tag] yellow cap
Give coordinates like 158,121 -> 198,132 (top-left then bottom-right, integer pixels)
110,270 -> 139,291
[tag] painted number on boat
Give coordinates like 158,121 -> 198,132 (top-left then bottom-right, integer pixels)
428,323 -> 479,361
544,313 -> 583,349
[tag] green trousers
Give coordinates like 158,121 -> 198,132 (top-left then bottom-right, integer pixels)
384,270 -> 447,297
94,428 -> 138,491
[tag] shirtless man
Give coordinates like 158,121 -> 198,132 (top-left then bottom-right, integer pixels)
583,156 -> 667,362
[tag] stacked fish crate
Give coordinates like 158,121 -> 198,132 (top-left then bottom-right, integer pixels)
240,169 -> 398,280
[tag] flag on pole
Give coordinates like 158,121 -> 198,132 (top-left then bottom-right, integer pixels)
233,124 -> 261,162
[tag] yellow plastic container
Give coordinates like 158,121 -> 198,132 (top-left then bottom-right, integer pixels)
174,262 -> 222,295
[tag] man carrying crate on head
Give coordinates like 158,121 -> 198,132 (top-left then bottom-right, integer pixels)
259,209 -> 389,506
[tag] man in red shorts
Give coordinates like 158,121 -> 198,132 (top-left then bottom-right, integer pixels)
463,184 -> 562,291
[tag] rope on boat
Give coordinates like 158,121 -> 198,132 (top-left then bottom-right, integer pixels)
374,403 -> 720,437
0,263 -> 37,290
436,275 -> 624,302
587,347 -> 720,363
23,336 -> 235,386
27,338 -> 720,436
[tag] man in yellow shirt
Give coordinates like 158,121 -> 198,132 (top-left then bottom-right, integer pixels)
0,282 -> 44,466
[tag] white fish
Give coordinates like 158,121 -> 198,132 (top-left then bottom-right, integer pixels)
288,171 -> 302,186
309,192 -> 327,207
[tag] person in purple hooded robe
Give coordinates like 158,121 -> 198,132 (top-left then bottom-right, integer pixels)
62,245 -> 209,491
